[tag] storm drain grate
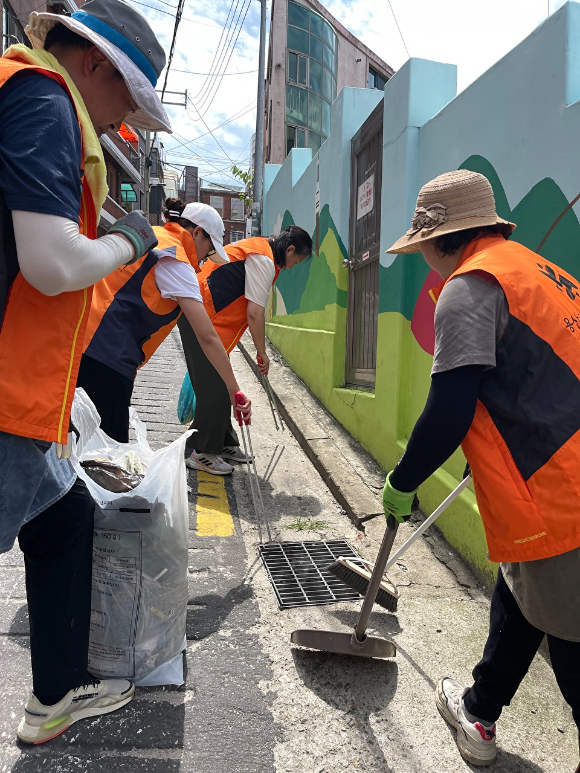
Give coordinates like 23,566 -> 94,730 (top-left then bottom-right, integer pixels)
258,540 -> 364,609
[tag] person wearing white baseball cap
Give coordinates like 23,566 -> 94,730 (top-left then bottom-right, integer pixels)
0,0 -> 172,746
77,197 -> 251,444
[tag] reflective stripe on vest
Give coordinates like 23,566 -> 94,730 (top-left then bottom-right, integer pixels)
197,237 -> 279,354
0,59 -> 96,443
83,224 -> 194,378
432,235 -> 580,562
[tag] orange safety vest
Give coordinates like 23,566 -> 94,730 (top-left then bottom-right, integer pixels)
197,236 -> 280,354
432,234 -> 580,562
83,222 -> 196,379
0,59 -> 98,444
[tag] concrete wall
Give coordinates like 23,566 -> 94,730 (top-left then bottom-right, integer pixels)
263,2 -> 580,583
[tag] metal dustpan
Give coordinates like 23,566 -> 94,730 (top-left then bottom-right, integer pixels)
291,515 -> 400,659
290,628 -> 396,659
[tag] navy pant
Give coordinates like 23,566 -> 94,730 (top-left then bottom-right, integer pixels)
464,569 -> 580,731
18,480 -> 95,704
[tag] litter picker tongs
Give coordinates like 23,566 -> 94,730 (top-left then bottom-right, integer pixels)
257,356 -> 284,432
235,392 -> 272,544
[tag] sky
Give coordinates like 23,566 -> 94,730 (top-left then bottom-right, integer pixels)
131,0 -> 568,188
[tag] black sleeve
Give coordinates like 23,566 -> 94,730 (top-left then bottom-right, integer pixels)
0,71 -> 83,220
389,365 -> 485,493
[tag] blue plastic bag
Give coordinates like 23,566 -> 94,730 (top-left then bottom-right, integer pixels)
177,372 -> 196,425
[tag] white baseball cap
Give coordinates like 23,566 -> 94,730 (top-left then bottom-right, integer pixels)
181,202 -> 229,264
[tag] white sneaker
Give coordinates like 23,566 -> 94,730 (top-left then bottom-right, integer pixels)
186,450 -> 234,475
17,678 -> 134,745
436,677 -> 497,766
221,446 -> 253,463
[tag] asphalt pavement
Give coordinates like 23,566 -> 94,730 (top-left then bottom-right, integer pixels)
0,331 -> 575,772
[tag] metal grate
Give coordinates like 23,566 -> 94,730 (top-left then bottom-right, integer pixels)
258,540 -> 364,609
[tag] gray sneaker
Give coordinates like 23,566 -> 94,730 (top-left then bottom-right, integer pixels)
17,678 -> 134,744
221,445 -> 253,463
436,677 -> 497,766
186,450 -> 234,475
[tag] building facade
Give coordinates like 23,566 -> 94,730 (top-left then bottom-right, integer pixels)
200,184 -> 246,245
265,0 -> 393,164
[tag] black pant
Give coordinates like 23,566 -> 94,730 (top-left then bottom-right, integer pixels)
18,480 -> 95,704
76,355 -> 134,443
464,569 -> 580,729
177,315 -> 238,454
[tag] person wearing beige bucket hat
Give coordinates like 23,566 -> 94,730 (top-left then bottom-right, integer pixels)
0,0 -> 174,746
382,170 -> 580,767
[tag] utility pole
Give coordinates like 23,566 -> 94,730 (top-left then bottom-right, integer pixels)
252,0 -> 267,236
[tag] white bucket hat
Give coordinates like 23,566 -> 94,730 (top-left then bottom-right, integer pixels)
25,0 -> 171,133
181,202 -> 229,264
386,170 -> 516,255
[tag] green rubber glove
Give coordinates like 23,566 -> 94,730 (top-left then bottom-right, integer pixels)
382,471 -> 417,523
109,210 -> 158,265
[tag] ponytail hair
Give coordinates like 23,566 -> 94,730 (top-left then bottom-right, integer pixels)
163,198 -> 190,229
271,225 -> 313,267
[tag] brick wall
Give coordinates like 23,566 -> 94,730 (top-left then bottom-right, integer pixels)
200,189 -> 246,245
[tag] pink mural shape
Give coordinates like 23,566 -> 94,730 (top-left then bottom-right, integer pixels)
411,269 -> 440,355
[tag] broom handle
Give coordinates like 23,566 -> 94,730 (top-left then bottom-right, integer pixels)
384,474 -> 472,572
354,515 -> 399,641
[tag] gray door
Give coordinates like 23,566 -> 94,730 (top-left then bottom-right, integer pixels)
345,101 -> 383,387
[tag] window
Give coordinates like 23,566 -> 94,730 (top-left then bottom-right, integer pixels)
287,25 -> 309,55
230,230 -> 244,243
323,43 -> 333,71
286,125 -> 307,155
309,59 -> 322,95
288,51 -> 307,85
210,195 -> 224,216
369,67 -> 388,91
308,93 -> 322,133
286,84 -> 308,127
310,12 -> 324,40
230,198 -> 244,220
2,1 -> 26,52
309,34 -> 323,62
321,99 -> 331,138
322,67 -> 333,103
288,1 -> 309,30
308,132 -> 321,154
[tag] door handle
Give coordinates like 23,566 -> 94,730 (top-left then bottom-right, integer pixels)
342,257 -> 355,269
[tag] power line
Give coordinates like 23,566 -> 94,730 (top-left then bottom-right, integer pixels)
387,0 -> 409,59
186,96 -> 236,165
190,0 -> 240,102
164,102 -> 255,154
171,67 -> 258,76
190,0 -> 252,119
125,0 -> 223,29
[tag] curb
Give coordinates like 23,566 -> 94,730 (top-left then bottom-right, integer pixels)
237,337 -> 385,528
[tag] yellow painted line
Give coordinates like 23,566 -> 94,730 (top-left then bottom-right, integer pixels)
195,471 -> 236,537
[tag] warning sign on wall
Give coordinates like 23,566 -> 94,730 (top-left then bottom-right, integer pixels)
357,175 -> 374,220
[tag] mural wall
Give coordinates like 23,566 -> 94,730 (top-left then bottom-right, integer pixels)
263,2 -> 580,581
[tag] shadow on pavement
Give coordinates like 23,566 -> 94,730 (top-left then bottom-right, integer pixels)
186,580 -> 254,641
292,647 -> 398,771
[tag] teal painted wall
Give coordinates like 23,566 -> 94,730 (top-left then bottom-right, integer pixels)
263,2 -> 580,583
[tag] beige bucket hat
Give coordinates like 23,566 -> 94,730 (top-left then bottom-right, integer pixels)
386,170 -> 516,255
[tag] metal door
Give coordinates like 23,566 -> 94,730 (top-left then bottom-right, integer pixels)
345,101 -> 383,387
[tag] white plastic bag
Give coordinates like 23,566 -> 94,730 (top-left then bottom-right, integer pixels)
71,388 -> 192,686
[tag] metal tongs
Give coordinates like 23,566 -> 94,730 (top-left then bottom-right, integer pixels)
257,356 -> 284,432
234,392 -> 272,543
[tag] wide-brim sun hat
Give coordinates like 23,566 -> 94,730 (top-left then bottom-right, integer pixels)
386,169 -> 516,255
25,0 -> 171,133
181,202 -> 230,264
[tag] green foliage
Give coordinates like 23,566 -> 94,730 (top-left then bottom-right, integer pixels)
231,164 -> 253,208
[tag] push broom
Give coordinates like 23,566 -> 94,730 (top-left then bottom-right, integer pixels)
290,474 -> 471,659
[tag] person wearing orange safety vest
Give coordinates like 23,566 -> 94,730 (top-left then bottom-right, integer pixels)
383,170 -> 580,769
77,198 -> 252,443
179,225 -> 312,475
0,0 -> 173,744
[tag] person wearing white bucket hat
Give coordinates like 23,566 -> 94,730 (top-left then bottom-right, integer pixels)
382,170 -> 580,767
0,0 -> 172,746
